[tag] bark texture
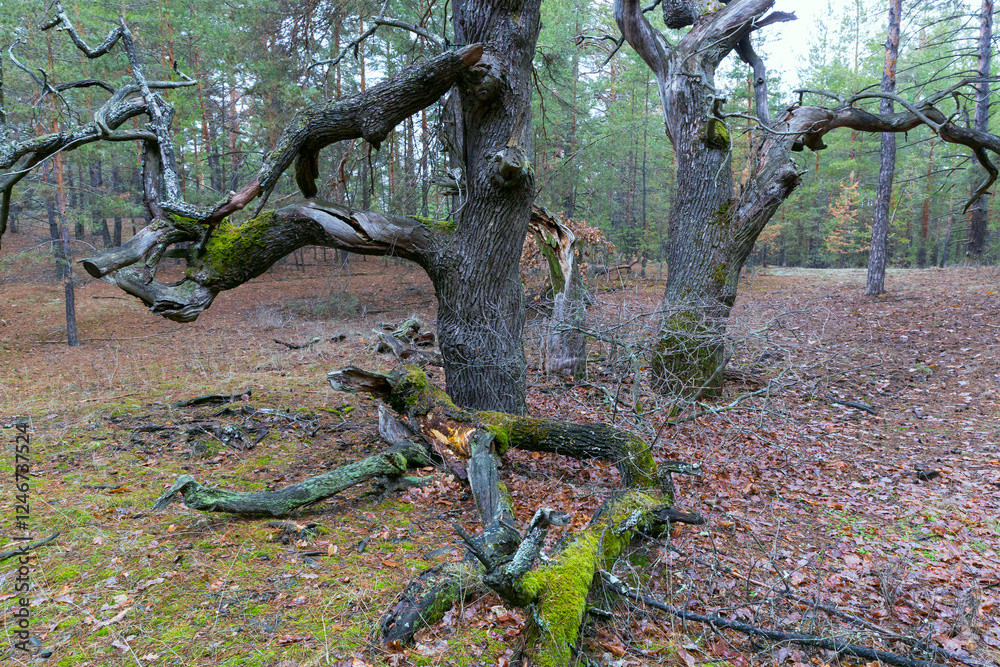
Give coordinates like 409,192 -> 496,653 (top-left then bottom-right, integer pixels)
967,0 -> 993,260
422,0 -> 541,413
153,441 -> 433,516
866,0 -> 901,296
82,202 -> 433,322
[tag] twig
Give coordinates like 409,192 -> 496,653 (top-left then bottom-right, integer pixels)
0,531 -> 60,561
825,394 -> 877,415
600,571 -> 945,667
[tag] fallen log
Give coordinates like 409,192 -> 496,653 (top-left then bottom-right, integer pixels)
153,364 -> 704,665
153,440 -> 433,516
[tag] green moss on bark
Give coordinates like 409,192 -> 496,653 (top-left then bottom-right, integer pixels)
197,211 -> 277,281
517,490 -> 666,667
385,366 -> 461,416
651,310 -> 724,399
704,121 -> 730,150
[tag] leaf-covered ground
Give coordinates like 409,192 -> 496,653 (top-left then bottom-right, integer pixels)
0,253 -> 997,667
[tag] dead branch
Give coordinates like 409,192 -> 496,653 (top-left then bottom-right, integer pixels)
601,571 -> 946,667
0,532 -> 60,561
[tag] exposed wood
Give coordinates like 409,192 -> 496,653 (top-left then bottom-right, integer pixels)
530,207 -> 587,376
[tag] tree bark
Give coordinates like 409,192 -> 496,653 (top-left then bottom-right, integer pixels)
918,139 -> 935,268
866,0 -> 901,295
153,441 -> 433,516
967,0 -> 993,260
424,0 -> 541,413
531,208 -> 587,377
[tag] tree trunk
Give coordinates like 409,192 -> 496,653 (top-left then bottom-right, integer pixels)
91,161 -> 112,248
423,0 -> 541,413
111,166 -> 123,246
918,139 -> 934,268
866,0 -> 901,295
47,198 -> 67,280
651,108 -> 733,397
967,0 -> 993,260
531,208 -> 587,377
940,193 -> 955,268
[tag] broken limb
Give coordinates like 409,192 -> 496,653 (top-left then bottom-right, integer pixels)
327,365 -> 666,489
152,441 -> 433,517
329,365 -> 704,664
83,201 -> 435,322
530,207 -> 587,377
601,571 -> 947,667
380,430 -> 521,642
155,364 -> 702,663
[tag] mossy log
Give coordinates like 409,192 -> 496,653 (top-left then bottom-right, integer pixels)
153,441 -> 432,517
328,365 -> 661,489
330,365 -> 703,663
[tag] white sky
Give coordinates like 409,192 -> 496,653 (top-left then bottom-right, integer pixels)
766,0 -> 848,87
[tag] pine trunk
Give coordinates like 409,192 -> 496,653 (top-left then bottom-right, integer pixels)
967,0 -> 993,260
866,0 -> 901,295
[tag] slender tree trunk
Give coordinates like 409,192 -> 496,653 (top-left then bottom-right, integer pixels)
940,193 -> 955,268
918,139 -> 934,268
111,166 -> 123,246
866,0 -> 901,295
91,161 -> 112,248
62,223 -> 79,347
967,0 -> 993,260
420,108 -> 429,217
47,198 -> 66,280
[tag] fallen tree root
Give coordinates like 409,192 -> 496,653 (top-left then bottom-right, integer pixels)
600,571 -> 947,667
153,441 -> 432,516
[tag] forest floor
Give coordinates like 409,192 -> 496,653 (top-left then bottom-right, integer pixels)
0,248 -> 998,667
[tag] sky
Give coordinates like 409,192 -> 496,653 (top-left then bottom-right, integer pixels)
765,0 -> 848,87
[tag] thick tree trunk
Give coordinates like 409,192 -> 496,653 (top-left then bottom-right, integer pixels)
866,0 -> 901,295
422,0 -> 541,413
967,0 -> 993,260
652,110 -> 734,397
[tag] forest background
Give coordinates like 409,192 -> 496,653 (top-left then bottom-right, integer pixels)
1,0 -> 997,275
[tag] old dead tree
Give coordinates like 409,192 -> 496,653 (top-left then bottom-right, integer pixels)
614,0 -> 1000,396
